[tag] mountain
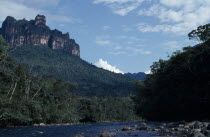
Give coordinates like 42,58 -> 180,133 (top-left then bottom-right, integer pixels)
0,15 -> 80,56
124,72 -> 146,80
9,46 -> 133,97
0,15 -> 133,97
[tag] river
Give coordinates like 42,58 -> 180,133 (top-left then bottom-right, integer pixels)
0,121 -> 162,137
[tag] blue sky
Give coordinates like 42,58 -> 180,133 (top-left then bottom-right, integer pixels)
1,0 -> 209,73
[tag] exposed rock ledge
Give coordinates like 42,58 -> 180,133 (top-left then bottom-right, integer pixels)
0,14 -> 80,57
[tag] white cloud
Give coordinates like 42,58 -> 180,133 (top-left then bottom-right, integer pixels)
108,51 -> 127,55
93,0 -> 135,4
117,35 -> 141,41
137,22 -> 198,35
95,40 -> 112,45
103,25 -> 111,30
93,0 -> 144,16
125,47 -> 151,55
92,0 -> 210,35
94,35 -> 150,56
114,46 -> 123,50
138,1 -> 210,35
113,1 -> 143,16
9,0 -> 61,8
111,45 -> 151,56
164,41 -> 181,49
122,25 -> 133,32
145,70 -> 152,74
0,1 -> 39,22
95,59 -> 124,74
95,37 -> 113,45
0,0 -> 79,26
46,14 -> 80,24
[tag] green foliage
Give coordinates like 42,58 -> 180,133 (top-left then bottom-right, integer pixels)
188,23 -> 210,43
0,35 -> 5,44
0,36 -> 140,127
78,97 -> 141,122
136,32 -> 210,121
0,63 -> 79,127
9,45 -> 132,97
0,38 -> 79,126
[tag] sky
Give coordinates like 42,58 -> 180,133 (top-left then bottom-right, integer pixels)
1,0 -> 209,74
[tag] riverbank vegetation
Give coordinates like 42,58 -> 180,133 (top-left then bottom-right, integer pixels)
0,36 -> 140,127
135,23 -> 210,121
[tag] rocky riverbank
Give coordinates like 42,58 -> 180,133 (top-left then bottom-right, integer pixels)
133,121 -> 210,137
70,121 -> 210,137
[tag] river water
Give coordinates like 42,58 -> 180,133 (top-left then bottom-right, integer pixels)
0,122 -> 162,137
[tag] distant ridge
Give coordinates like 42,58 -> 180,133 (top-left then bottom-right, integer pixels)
124,72 -> 146,80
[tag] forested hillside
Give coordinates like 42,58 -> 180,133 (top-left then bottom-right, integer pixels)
9,45 -> 132,97
0,36 -> 140,127
135,23 -> 210,121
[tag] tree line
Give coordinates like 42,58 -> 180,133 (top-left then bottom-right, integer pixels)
135,23 -> 210,121
0,35 -> 140,127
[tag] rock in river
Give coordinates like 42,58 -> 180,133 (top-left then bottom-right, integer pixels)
100,132 -> 116,137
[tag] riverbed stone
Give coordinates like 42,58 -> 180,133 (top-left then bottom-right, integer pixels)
33,124 -> 39,126
167,122 -> 177,128
39,123 -> 45,126
34,131 -> 44,134
141,122 -> 147,126
202,130 -> 210,136
184,125 -> 190,129
190,130 -> 205,137
138,126 -> 150,130
122,126 -> 132,131
100,132 -> 116,137
202,122 -> 209,129
152,128 -> 160,131
207,124 -> 210,130
157,126 -> 165,129
132,125 -> 138,127
161,123 -> 166,127
193,121 -> 201,129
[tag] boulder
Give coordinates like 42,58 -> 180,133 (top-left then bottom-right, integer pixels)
132,125 -> 138,127
138,126 -> 150,130
100,132 -> 116,137
39,123 -> 45,126
190,130 -> 205,137
193,121 -> 201,129
161,123 -> 166,127
33,124 -> 39,126
202,130 -> 210,136
141,122 -> 147,126
207,124 -> 210,130
122,126 -> 132,131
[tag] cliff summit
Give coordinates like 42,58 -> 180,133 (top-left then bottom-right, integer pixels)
0,15 -> 80,56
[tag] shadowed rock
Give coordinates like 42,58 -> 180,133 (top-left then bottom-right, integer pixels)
0,15 -> 80,57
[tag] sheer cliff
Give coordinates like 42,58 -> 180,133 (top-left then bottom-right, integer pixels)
0,15 -> 80,56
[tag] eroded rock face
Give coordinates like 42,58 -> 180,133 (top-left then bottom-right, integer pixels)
0,15 -> 80,57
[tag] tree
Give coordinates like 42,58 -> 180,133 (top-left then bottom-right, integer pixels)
188,23 -> 210,43
136,26 -> 210,121
0,35 -> 10,73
